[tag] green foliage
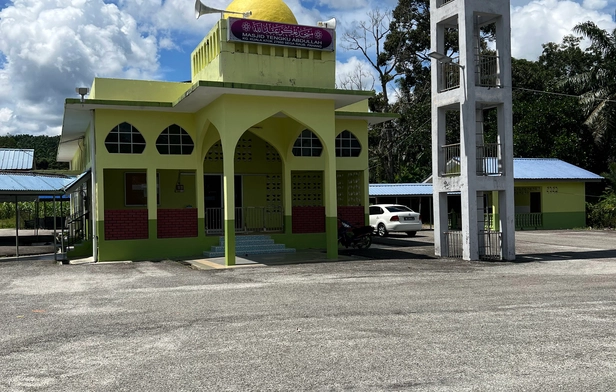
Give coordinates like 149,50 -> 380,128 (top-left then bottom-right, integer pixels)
0,134 -> 69,170
588,191 -> 616,228
0,201 -> 70,228
511,38 -> 604,174
564,23 -> 616,155
601,162 -> 616,191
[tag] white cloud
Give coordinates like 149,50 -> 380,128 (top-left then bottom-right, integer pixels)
0,0 -> 161,135
313,0 -> 370,11
511,0 -> 616,60
583,0 -> 608,10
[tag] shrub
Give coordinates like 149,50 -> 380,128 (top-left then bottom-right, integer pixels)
587,191 -> 616,228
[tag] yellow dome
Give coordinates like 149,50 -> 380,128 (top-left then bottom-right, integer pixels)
224,0 -> 298,24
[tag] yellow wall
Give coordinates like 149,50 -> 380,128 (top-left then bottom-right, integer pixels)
337,101 -> 369,112
158,170 -> 197,209
90,78 -> 190,102
192,19 -> 336,89
70,124 -> 91,172
94,110 -> 197,170
515,182 -> 586,213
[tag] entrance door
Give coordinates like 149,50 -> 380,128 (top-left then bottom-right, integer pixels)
530,192 -> 541,213
204,175 -> 243,232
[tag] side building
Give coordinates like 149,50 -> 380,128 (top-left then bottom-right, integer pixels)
370,158 -> 603,232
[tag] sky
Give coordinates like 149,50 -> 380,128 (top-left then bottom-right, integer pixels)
0,0 -> 615,137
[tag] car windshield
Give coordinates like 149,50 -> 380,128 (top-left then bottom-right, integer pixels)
385,205 -> 413,213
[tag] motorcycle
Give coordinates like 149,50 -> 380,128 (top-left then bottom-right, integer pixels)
337,218 -> 374,249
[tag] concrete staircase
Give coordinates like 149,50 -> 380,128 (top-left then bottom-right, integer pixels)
203,235 -> 296,258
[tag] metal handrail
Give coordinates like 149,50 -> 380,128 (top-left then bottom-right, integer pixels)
206,206 -> 284,234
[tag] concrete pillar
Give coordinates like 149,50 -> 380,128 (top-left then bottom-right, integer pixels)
283,162 -> 292,234
222,153 -> 236,266
196,164 -> 206,238
323,146 -> 338,259
147,168 -> 157,240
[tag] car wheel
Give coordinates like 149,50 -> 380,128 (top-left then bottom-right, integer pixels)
406,231 -> 417,237
377,223 -> 388,237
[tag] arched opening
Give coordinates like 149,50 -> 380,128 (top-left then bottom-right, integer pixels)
203,130 -> 283,234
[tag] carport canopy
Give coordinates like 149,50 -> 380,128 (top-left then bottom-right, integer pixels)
0,171 -> 87,258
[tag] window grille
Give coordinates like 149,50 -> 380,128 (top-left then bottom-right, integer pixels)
292,130 -> 323,157
335,130 -> 361,157
156,124 -> 194,155
105,122 -> 146,154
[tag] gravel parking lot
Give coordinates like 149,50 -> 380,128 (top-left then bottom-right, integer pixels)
1,230 -> 615,391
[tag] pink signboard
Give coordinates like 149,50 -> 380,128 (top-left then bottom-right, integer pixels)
228,18 -> 334,51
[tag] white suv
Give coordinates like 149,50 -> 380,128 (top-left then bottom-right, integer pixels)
369,204 -> 422,237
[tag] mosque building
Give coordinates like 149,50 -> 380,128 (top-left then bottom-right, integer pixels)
57,0 -> 396,264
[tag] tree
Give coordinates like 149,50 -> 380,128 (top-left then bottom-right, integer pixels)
510,36 -> 601,173
565,22 -> 616,156
341,8 -> 399,110
341,8 -> 403,183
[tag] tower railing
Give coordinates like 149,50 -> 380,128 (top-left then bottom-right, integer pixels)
476,55 -> 499,87
476,143 -> 502,176
441,143 -> 461,176
478,230 -> 502,260
444,230 -> 463,258
438,62 -> 461,91
437,0 -> 456,7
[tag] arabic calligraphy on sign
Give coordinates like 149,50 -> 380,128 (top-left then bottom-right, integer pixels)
228,18 -> 334,51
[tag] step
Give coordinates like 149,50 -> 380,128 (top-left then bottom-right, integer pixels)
218,236 -> 274,246
210,243 -> 287,253
218,236 -> 275,245
203,247 -> 296,258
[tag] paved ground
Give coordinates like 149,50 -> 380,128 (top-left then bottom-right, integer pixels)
1,230 -> 615,391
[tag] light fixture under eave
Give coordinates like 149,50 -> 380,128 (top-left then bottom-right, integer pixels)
194,0 -> 251,19
175,171 -> 184,193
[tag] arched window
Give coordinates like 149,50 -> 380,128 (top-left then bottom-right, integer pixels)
156,124 -> 194,155
104,122 -> 146,154
335,130 -> 361,157
292,129 -> 322,157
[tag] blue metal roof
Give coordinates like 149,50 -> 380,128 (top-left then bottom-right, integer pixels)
0,149 -> 35,170
372,159 -> 603,196
370,183 -> 433,196
0,172 -> 75,195
513,158 -> 603,181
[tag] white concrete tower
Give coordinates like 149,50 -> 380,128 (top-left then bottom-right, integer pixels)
430,0 -> 515,260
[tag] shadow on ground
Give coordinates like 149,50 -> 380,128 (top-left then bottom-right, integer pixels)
515,249 -> 616,263
338,247 -> 436,261
371,234 -> 432,248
